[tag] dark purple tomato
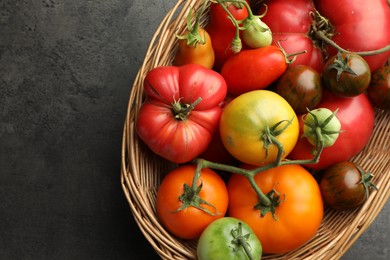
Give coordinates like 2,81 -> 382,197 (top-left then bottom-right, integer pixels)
322,53 -> 371,97
275,65 -> 323,114
367,65 -> 390,110
319,161 -> 377,210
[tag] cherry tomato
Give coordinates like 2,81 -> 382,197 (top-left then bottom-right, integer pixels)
156,164 -> 228,239
219,90 -> 299,166
221,46 -> 291,95
322,52 -> 371,97
288,91 -> 375,170
228,164 -> 323,254
275,65 -> 323,114
320,161 -> 377,210
367,65 -> 390,110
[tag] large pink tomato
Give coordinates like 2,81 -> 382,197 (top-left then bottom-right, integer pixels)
288,91 -> 375,170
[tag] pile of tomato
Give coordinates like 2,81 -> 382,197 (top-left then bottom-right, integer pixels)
135,0 -> 390,258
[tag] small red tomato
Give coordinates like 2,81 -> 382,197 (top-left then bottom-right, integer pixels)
319,161 -> 377,210
367,65 -> 390,110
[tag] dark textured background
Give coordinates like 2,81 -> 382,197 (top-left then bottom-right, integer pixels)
0,0 -> 388,259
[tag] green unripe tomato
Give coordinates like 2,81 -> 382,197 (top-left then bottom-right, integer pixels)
241,17 -> 272,49
197,217 -> 262,260
302,108 -> 341,148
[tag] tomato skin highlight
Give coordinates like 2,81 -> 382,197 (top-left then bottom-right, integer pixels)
219,90 -> 299,166
288,91 -> 375,170
227,164 -> 323,254
156,165 -> 229,240
367,65 -> 390,111
221,46 -> 289,95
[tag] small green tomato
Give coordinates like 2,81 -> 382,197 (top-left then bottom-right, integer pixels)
197,217 -> 262,260
241,17 -> 272,49
302,108 -> 341,148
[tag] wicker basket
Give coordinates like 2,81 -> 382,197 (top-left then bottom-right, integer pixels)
121,0 -> 390,259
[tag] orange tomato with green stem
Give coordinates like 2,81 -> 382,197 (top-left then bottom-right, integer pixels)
227,164 -> 324,254
174,5 -> 215,69
156,164 -> 228,240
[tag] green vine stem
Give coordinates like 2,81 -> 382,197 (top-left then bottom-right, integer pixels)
310,11 -> 390,56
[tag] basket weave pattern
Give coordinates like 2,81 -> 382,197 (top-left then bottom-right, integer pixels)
121,0 -> 390,259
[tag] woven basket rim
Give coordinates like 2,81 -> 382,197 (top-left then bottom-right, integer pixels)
121,1 -> 390,259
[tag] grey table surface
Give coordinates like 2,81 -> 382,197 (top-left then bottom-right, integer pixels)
1,0 -> 388,259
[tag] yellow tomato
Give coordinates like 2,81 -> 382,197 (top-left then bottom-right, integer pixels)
219,90 -> 299,166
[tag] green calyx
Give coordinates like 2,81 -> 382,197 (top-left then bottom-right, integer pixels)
173,182 -> 220,216
176,5 -> 206,48
254,188 -> 285,220
302,108 -> 342,149
171,97 -> 202,121
230,222 -> 255,260
357,165 -> 378,200
327,52 -> 357,81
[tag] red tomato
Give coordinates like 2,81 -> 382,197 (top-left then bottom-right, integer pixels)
220,46 -> 290,95
316,0 -> 390,72
136,64 -> 227,163
206,2 -> 249,71
288,91 -> 375,170
157,165 -> 229,239
228,164 -> 323,254
261,0 -> 325,73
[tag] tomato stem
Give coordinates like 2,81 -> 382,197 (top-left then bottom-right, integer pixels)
231,222 -> 256,260
311,11 -> 390,56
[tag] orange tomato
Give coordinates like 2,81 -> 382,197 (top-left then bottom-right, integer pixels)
227,164 -> 323,254
174,28 -> 215,69
156,164 -> 228,239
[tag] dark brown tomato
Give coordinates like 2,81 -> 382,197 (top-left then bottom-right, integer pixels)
367,65 -> 390,110
319,161 -> 376,210
322,53 -> 371,97
275,65 -> 323,114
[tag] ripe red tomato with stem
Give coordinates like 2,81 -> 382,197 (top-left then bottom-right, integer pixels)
315,0 -> 390,72
260,0 -> 325,73
288,91 -> 375,170
136,64 -> 227,164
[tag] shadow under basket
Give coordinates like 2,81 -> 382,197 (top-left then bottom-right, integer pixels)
121,0 -> 390,259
